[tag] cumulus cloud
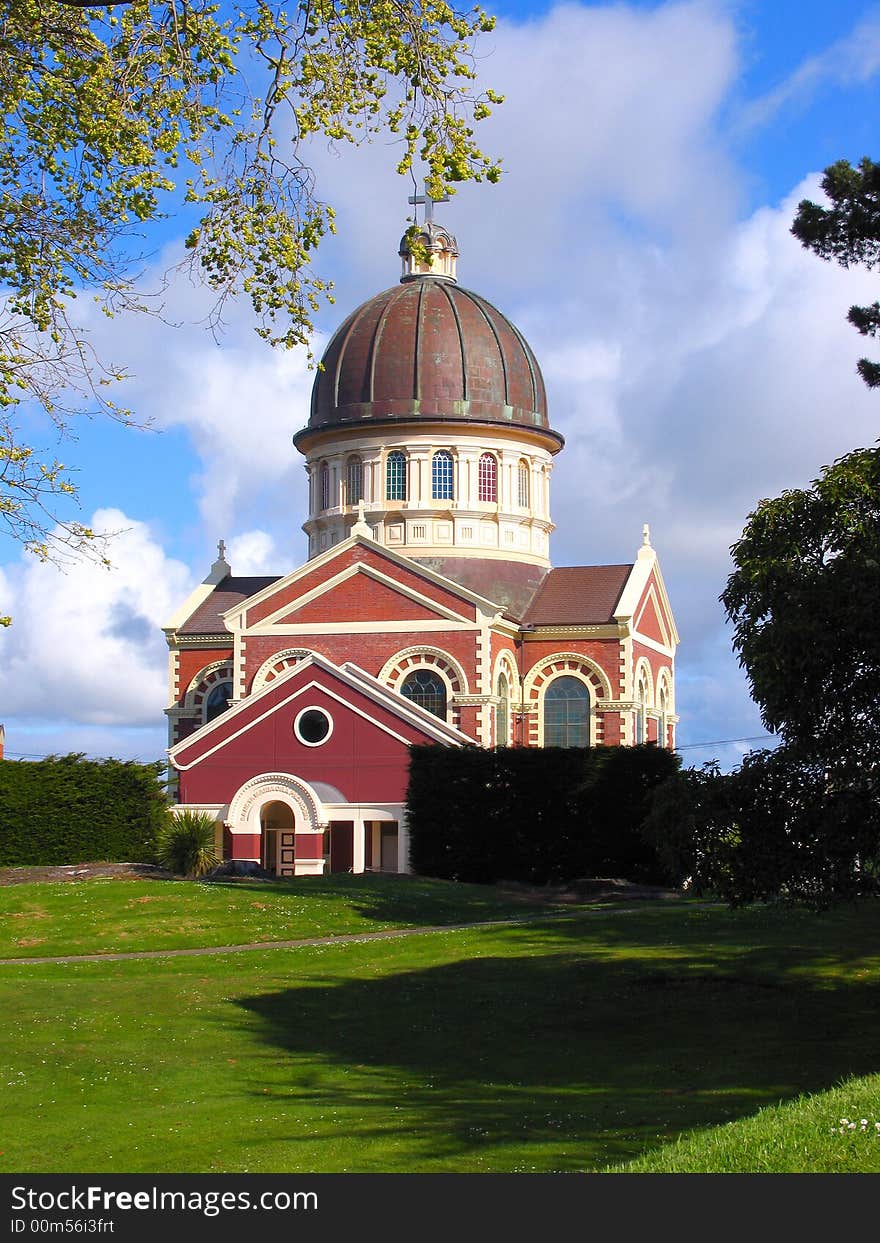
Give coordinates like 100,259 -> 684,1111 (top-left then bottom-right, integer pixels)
0,510 -> 192,749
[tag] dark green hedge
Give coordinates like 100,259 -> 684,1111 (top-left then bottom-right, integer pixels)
407,743 -> 680,885
0,754 -> 168,866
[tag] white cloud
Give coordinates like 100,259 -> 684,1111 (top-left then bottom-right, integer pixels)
226,529 -> 280,576
739,10 -> 880,130
0,510 -> 192,736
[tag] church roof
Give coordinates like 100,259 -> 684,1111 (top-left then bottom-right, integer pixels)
300,276 -> 557,442
522,565 -> 633,626
176,575 -> 279,636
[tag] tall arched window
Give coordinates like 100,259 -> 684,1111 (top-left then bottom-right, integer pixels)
386,451 -> 407,501
346,456 -> 363,504
400,668 -> 447,719
478,453 -> 497,502
517,460 -> 530,508
543,676 -> 590,747
496,671 -> 510,746
658,683 -> 669,748
205,681 -> 233,723
432,450 -> 454,500
636,678 -> 649,744
320,462 -> 330,511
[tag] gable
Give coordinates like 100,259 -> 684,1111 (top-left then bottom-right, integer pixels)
634,586 -> 670,647
169,652 -> 468,773
250,562 -> 474,630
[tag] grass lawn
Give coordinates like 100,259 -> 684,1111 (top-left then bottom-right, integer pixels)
0,873 -> 563,958
1,880 -> 879,1172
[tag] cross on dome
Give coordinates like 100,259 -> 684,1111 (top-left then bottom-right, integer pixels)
408,178 -> 450,226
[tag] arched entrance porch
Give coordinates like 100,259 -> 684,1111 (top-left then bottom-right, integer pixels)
226,773 -> 326,877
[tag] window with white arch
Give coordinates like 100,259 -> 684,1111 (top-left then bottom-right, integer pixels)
636,676 -> 650,744
386,450 -> 407,501
346,456 -> 363,504
517,460 -> 530,509
496,671 -> 510,746
478,453 -> 497,502
543,676 -> 590,748
432,450 -> 454,500
320,462 -> 330,510
400,668 -> 447,719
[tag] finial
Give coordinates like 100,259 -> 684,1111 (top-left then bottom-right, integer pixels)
399,183 -> 459,284
642,523 -> 651,547
352,499 -> 372,539
638,522 -> 655,561
408,178 -> 450,226
207,537 -> 231,583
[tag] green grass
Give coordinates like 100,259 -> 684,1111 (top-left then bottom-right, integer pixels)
611,1074 -> 880,1172
2,885 -> 880,1172
0,873 -> 564,958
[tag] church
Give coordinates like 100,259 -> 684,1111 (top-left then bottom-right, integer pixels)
163,203 -> 679,877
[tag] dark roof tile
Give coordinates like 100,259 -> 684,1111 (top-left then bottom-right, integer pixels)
522,565 -> 632,626
177,576 -> 279,636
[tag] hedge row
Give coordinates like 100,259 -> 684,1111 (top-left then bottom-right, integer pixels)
407,743 -> 680,885
0,754 -> 168,866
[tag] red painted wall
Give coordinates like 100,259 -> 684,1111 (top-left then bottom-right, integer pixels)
175,668 -> 440,807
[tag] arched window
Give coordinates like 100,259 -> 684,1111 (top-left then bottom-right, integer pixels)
543,676 -> 590,748
636,678 -> 649,744
205,682 -> 232,724
496,671 -> 510,746
400,668 -> 447,719
386,451 -> 407,501
478,453 -> 497,502
432,450 -> 454,500
346,456 -> 363,505
658,682 -> 669,748
517,460 -> 530,508
320,462 -> 330,511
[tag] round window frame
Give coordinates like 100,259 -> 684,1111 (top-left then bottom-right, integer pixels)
293,705 -> 334,748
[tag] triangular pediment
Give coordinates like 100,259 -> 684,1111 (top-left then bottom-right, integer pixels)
169,651 -> 470,772
224,535 -> 496,632
251,561 -> 474,630
634,586 -> 672,648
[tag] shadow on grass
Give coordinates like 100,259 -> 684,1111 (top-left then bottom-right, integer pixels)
232,929 -> 880,1170
205,872 -> 568,924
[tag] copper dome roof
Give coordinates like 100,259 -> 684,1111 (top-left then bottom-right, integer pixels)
303,276 -> 553,438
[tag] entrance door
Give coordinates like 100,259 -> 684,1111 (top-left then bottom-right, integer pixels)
260,800 -> 296,876
329,822 -> 354,873
380,823 -> 398,873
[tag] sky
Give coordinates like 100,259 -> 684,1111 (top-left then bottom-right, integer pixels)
2,0 -> 879,770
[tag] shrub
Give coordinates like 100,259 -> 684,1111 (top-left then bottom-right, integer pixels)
157,810 -> 219,878
0,754 -> 167,866
407,743 -> 680,885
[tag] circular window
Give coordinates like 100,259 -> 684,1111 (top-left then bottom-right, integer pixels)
293,706 -> 333,747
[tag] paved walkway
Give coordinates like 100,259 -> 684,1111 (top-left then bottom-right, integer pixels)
0,909 -> 601,966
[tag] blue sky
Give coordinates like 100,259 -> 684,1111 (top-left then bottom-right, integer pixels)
2,0 -> 879,769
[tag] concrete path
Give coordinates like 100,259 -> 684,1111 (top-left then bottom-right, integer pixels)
0,909 -> 597,966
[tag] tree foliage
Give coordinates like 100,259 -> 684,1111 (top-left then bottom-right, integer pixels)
792,157 -> 880,387
644,749 -> 880,908
722,444 -> 880,779
0,0 -> 502,585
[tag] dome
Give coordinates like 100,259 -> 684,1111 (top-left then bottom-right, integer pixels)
301,276 -> 553,441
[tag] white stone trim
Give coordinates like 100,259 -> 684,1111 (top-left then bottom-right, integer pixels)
251,648 -> 313,694
522,651 -> 612,702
